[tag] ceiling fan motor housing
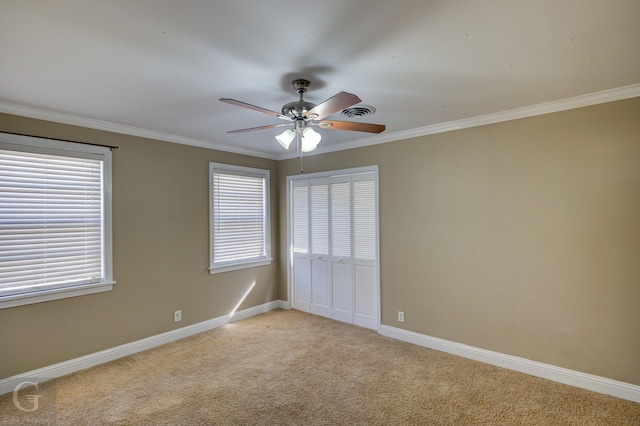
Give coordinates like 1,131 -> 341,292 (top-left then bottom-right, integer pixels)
282,100 -> 316,118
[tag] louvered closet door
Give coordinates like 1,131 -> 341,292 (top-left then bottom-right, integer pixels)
290,168 -> 378,330
291,180 -> 310,312
329,176 -> 353,324
352,172 -> 377,329
309,178 -> 330,317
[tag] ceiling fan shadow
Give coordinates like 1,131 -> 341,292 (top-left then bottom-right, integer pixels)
279,67 -> 332,94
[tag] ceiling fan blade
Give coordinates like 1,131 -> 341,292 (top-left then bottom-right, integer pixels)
227,123 -> 291,134
305,92 -> 361,121
219,98 -> 291,121
318,120 -> 386,134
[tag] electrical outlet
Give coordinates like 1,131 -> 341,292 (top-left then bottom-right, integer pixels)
398,311 -> 405,322
174,310 -> 182,322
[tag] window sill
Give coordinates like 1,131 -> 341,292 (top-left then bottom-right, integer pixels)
0,281 -> 115,310
209,259 -> 272,274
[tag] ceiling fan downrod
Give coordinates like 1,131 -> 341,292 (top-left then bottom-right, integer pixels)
282,79 -> 316,119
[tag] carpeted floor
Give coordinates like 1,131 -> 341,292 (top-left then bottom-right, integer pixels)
1,309 -> 639,425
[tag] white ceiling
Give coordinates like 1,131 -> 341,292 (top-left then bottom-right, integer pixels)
1,1 -> 639,160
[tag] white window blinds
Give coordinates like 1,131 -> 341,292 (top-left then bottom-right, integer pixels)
330,180 -> 351,258
353,174 -> 376,261
310,182 -> 329,256
0,148 -> 104,298
292,183 -> 309,254
209,163 -> 270,273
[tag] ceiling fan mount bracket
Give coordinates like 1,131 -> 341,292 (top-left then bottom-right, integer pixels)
291,79 -> 311,94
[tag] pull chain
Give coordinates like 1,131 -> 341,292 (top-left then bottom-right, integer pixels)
296,128 -> 304,173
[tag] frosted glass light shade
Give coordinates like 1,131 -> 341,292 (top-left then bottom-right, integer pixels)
301,127 -> 321,152
276,129 -> 295,149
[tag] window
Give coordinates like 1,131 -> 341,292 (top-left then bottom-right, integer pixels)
0,133 -> 114,309
209,163 -> 270,273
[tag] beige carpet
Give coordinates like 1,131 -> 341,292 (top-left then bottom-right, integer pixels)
1,309 -> 639,425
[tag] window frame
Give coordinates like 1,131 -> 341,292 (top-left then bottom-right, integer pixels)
209,162 -> 271,274
0,133 -> 114,309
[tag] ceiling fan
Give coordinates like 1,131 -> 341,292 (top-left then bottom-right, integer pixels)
220,79 -> 385,154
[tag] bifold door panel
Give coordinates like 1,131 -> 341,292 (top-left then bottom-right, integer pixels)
290,169 -> 378,330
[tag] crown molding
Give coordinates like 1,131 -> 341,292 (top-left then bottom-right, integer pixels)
0,101 -> 279,160
281,83 -> 640,159
3,83 -> 639,162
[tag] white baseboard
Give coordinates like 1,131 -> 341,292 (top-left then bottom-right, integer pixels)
5,303 -> 636,404
0,300 -> 285,396
379,324 -> 640,403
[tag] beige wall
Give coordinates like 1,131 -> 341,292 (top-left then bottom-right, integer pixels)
0,113 -> 280,378
278,97 -> 640,386
1,97 -> 639,387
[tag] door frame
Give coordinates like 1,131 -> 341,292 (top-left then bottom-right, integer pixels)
285,165 -> 381,331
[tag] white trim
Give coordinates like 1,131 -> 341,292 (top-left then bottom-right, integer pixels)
285,180 -> 293,309
0,300 -> 286,397
379,324 -> 640,403
0,133 -> 115,309
286,165 -> 380,181
374,171 -> 381,332
278,83 -> 640,159
208,162 -> 271,274
208,259 -> 273,274
3,85 -> 638,162
2,301 -> 635,404
0,132 -> 110,155
0,101 -> 279,160
103,149 -> 113,285
0,282 -> 114,310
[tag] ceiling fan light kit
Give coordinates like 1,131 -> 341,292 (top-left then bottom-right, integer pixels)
301,127 -> 321,152
220,79 -> 386,159
275,128 -> 295,149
